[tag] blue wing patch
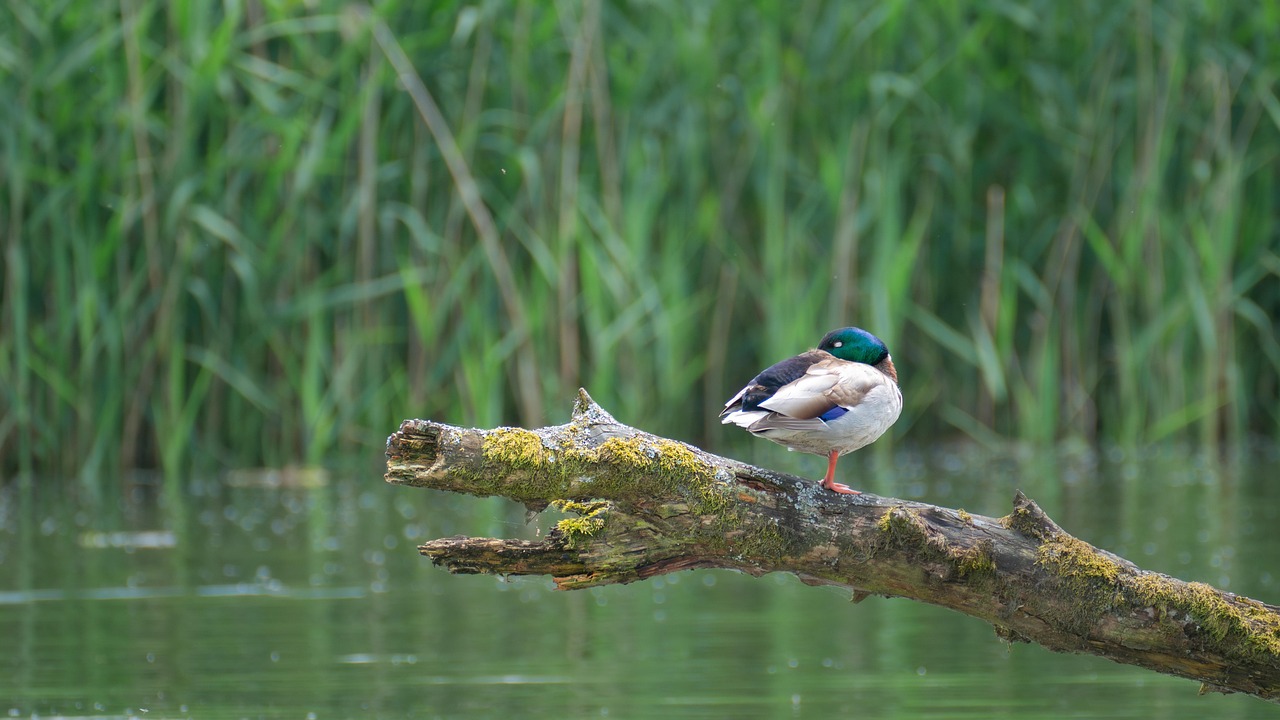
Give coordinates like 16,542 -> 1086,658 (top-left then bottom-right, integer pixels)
818,406 -> 849,422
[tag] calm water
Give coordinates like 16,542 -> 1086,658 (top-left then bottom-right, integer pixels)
2,444 -> 1278,719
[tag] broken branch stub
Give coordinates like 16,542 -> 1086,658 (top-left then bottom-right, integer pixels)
385,389 -> 1280,703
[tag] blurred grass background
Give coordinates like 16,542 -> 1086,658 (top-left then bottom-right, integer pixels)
1,0 -> 1278,483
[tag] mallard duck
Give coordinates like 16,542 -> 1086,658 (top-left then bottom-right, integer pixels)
720,327 -> 902,494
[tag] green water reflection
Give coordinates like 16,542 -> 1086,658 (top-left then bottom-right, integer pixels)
2,445 -> 1277,718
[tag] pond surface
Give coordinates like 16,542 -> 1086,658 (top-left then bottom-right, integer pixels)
2,444 -> 1278,718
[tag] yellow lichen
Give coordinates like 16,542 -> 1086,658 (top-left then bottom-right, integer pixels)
653,439 -> 700,474
483,428 -> 552,468
957,509 -> 973,525
596,436 -> 652,469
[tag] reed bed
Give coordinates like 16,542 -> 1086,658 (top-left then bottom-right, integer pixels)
2,0 -> 1278,482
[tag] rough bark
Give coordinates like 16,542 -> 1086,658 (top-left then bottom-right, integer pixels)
385,389 -> 1280,703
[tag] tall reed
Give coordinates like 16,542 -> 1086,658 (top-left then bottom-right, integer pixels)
2,0 -> 1277,483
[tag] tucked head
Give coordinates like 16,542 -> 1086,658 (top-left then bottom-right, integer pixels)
817,326 -> 890,365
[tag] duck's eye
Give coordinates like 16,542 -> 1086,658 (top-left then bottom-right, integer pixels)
833,341 -> 843,348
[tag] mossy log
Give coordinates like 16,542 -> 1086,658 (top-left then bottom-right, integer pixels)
386,389 -> 1280,704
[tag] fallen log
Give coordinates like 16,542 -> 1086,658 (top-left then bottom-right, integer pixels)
385,389 -> 1280,703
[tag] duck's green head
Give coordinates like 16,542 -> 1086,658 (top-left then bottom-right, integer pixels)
818,326 -> 890,365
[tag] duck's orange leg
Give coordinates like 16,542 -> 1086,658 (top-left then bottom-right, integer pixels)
820,449 -> 860,495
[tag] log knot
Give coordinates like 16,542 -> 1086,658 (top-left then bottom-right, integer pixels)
572,387 -> 620,426
1001,490 -> 1066,541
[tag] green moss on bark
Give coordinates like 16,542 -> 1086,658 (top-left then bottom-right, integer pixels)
551,500 -> 610,545
1037,535 -> 1122,584
1025,526 -> 1280,661
876,506 -> 998,581
954,540 -> 997,578
478,428 -> 762,553
479,428 -> 732,508
999,505 -> 1048,540
1127,574 -> 1280,660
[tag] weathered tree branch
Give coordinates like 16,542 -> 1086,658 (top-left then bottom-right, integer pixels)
386,389 -> 1280,703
